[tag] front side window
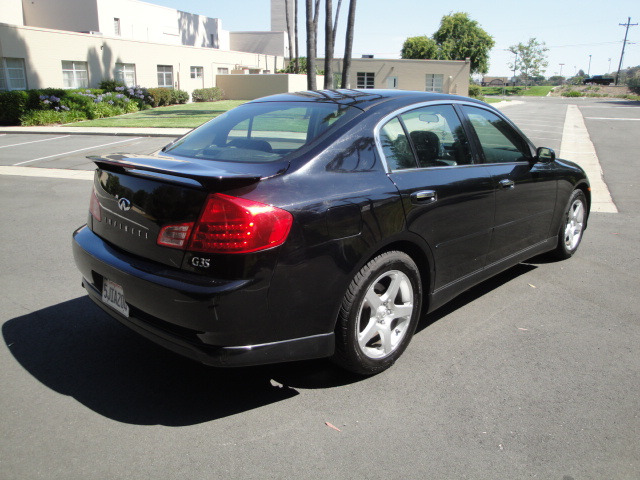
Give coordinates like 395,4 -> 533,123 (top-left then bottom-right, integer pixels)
425,74 -> 444,93
190,66 -> 203,79
0,58 -> 27,91
400,104 -> 472,167
62,61 -> 88,88
357,72 -> 375,89
462,106 -> 531,163
115,63 -> 136,87
165,102 -> 360,163
157,65 -> 173,88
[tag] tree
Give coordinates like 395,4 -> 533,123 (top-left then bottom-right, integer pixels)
294,0 -> 299,73
401,36 -> 439,60
508,38 -> 549,86
305,0 -> 321,90
547,75 -> 565,86
341,0 -> 357,88
401,12 -> 494,74
323,0 -> 342,88
285,0 -> 294,67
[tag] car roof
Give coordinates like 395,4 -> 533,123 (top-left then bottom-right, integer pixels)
247,89 -> 486,111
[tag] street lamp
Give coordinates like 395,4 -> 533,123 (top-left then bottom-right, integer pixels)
559,63 -> 564,77
588,55 -> 592,76
608,58 -> 612,73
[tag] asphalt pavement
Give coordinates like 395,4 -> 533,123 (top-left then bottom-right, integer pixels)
0,97 -> 638,479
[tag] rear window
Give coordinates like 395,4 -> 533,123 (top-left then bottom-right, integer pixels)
165,102 -> 359,163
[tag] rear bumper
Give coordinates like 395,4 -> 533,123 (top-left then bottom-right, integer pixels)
72,225 -> 334,366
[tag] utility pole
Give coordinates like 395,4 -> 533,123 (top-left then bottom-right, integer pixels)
615,17 -> 637,85
559,63 -> 564,83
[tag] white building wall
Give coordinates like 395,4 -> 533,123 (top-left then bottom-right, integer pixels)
0,0 -> 25,26
230,31 -> 287,57
22,0 -> 100,33
0,23 -> 286,99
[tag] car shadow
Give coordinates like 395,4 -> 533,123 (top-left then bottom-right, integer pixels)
416,262 -> 538,333
3,263 -> 538,426
2,297 -> 362,426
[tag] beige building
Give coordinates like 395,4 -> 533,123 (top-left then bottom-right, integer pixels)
0,0 -> 287,98
331,58 -> 471,96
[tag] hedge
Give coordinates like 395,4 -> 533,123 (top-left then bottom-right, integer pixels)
192,87 -> 224,102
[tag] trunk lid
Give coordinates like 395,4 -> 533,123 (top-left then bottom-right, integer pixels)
89,154 -> 288,269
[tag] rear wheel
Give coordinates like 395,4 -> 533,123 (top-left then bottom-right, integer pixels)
332,251 -> 422,375
552,189 -> 587,259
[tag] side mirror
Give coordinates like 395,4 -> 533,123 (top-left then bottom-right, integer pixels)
536,146 -> 555,163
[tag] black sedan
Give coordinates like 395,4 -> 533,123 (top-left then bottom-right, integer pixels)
73,89 -> 590,374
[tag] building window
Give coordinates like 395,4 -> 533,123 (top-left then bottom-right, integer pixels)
115,63 -> 136,87
114,18 -> 121,36
0,58 -> 27,91
217,67 -> 229,75
157,65 -> 173,88
425,74 -> 444,93
62,61 -> 88,89
387,76 -> 398,89
357,72 -> 374,89
190,66 -> 203,79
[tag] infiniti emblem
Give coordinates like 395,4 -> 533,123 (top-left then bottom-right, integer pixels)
118,198 -> 132,211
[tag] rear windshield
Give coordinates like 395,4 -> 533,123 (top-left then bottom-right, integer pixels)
165,101 -> 360,163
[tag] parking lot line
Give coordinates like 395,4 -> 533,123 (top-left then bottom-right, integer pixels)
13,137 -> 142,166
0,135 -> 70,149
584,117 -> 640,121
560,105 -> 617,213
0,165 -> 93,180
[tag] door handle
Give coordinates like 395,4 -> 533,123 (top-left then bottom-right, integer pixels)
499,179 -> 515,189
411,190 -> 437,204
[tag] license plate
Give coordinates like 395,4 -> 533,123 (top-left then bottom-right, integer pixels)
102,279 -> 129,317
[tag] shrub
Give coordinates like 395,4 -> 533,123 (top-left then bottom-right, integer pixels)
628,77 -> 640,95
170,89 -> 189,104
99,79 -> 126,91
20,109 -> 87,126
0,90 -> 29,125
147,87 -> 173,107
467,84 -> 483,100
192,87 -> 224,102
562,90 -> 583,97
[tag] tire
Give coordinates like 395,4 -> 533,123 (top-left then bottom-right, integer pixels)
551,189 -> 587,260
332,251 -> 422,375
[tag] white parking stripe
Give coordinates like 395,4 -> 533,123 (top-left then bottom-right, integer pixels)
559,105 -> 617,213
0,135 -> 70,149
584,117 -> 640,121
13,137 -> 142,166
0,166 -> 93,180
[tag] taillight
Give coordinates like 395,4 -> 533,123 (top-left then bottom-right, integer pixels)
157,223 -> 193,248
157,194 -> 292,254
89,186 -> 101,222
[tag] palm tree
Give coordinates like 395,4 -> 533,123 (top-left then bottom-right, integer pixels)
341,0 -> 356,88
305,0 -> 321,90
285,0 -> 294,68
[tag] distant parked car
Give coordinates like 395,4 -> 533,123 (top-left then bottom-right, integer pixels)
583,75 -> 614,85
73,89 -> 590,375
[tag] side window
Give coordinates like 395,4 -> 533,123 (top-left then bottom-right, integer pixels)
379,117 -> 416,170
400,104 -> 472,167
462,106 -> 532,163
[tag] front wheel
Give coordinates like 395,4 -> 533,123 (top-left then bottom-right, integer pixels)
551,189 -> 587,260
332,251 -> 422,375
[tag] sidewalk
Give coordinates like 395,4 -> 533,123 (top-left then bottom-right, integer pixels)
0,126 -> 191,137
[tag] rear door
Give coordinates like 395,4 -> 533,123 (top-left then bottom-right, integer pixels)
380,103 -> 494,291
459,105 -> 557,264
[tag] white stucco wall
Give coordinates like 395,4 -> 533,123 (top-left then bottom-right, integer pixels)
230,31 -> 288,57
0,0 -> 25,26
22,0 -> 100,33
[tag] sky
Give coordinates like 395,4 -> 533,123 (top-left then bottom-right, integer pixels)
148,0 -> 639,78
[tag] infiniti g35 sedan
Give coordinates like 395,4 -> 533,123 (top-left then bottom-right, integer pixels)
72,89 -> 589,374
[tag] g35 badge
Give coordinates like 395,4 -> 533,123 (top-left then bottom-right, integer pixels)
191,257 -> 211,268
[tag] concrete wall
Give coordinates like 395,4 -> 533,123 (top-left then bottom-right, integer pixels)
22,0 -> 100,33
331,58 -> 471,96
230,31 -> 288,57
0,23 -> 285,99
0,0 -> 24,26
216,74 -> 324,100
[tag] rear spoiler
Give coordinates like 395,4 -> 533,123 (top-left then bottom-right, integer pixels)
87,154 -> 286,190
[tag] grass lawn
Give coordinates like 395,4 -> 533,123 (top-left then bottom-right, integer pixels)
481,85 -> 554,97
70,100 -> 247,128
